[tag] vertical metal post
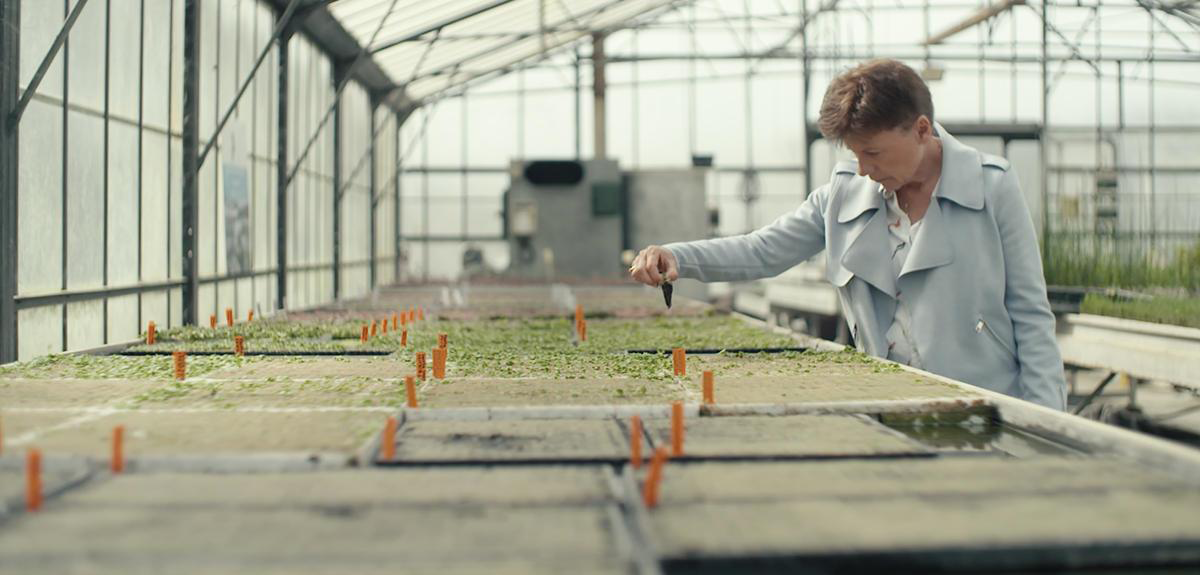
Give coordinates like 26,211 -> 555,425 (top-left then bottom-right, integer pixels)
1039,0 -> 1049,259
1010,6 -> 1017,123
181,0 -> 201,325
167,0 -> 174,325
460,93 -> 468,241
689,2 -> 697,155
331,65 -> 343,299
136,0 -> 145,329
517,67 -> 524,158
592,32 -> 606,160
743,2 -> 752,169
1147,14 -> 1156,250
369,95 -> 378,289
573,48 -> 581,159
102,0 -> 110,342
0,0 -> 20,362
800,0 -> 812,195
421,122 -> 429,280
394,109 -> 401,281
60,0 -> 70,349
631,29 -> 638,167
276,25 -> 290,310
1116,60 -> 1124,130
1094,6 -> 1102,170
977,0 -> 985,123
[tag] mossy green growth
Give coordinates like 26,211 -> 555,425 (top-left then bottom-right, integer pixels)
150,320 -> 361,342
130,318 -> 411,352
584,316 -> 798,352
0,353 -> 253,380
0,315 -> 897,383
124,374 -> 409,408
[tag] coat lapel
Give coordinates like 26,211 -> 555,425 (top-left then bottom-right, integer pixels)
900,192 -> 953,277
836,186 -> 897,298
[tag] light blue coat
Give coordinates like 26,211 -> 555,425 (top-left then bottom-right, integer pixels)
665,124 -> 1067,410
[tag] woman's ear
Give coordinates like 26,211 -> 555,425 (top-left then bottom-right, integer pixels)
914,115 -> 932,141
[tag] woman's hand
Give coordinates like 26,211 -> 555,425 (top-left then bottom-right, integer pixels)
629,246 -> 679,287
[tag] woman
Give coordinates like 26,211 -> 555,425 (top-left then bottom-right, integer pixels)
630,59 -> 1066,410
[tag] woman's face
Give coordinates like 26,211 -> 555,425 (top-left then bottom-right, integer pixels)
843,116 -> 934,191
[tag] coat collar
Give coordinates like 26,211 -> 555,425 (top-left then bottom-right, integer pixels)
835,122 -> 985,224
934,122 -> 985,211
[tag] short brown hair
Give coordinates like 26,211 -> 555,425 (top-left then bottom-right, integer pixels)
818,59 -> 934,143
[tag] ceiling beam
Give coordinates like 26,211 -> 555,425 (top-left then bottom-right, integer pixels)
924,0 -> 1025,46
369,0 -> 521,55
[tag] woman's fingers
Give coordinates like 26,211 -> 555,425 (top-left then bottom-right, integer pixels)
629,247 -> 672,286
645,252 -> 663,285
659,250 -> 679,283
629,248 -> 652,286
663,265 -> 678,283
629,250 -> 649,284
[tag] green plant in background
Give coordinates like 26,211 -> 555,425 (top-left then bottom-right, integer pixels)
1043,234 -> 1200,292
1080,293 -> 1200,329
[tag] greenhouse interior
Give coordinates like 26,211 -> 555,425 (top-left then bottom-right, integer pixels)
1,0 -> 1199,572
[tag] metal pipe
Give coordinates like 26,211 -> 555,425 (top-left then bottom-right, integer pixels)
0,0 -> 19,362
632,29 -> 639,168
1040,0 -> 1050,262
924,0 -> 1025,46
517,68 -> 524,158
276,24 -> 291,311
196,0 -> 302,167
7,0 -> 90,126
102,0 -> 112,342
574,48 -> 581,159
369,97 -> 379,289
332,65 -> 343,300
368,0 -> 520,55
592,32 -> 607,159
284,0 -> 401,189
394,109 -> 402,282
801,0 -> 813,196
598,50 -> 1200,64
136,0 -> 145,330
461,93 -> 468,241
422,123 -> 430,280
14,280 -> 187,310
689,1 -> 697,155
1148,10 -> 1157,249
393,0 -> 630,85
181,0 -> 201,326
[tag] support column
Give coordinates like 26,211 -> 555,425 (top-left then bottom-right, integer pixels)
181,0 -> 201,325
573,48 -> 581,159
800,2 -> 813,195
0,0 -> 20,362
591,32 -> 606,160
394,109 -> 402,282
331,64 -> 343,299
1039,0 -> 1049,259
275,25 -> 290,311
368,95 -> 378,289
